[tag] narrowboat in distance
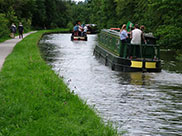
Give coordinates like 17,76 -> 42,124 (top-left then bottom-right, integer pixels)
86,24 -> 98,34
94,29 -> 161,72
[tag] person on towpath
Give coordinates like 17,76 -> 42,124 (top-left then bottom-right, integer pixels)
18,22 -> 24,39
10,23 -> 16,38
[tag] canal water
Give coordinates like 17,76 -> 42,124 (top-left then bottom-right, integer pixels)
39,34 -> 182,136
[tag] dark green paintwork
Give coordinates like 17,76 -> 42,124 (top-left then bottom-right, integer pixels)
98,29 -> 160,60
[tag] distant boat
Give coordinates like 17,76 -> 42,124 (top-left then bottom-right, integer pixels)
71,33 -> 87,41
86,24 -> 98,34
94,29 -> 161,72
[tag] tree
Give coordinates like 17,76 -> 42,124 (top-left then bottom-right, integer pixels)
88,0 -> 118,29
0,13 -> 9,38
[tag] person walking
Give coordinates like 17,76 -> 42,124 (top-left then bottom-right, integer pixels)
18,22 -> 24,39
10,23 -> 16,38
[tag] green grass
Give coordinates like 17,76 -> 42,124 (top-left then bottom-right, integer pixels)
0,29 -> 118,136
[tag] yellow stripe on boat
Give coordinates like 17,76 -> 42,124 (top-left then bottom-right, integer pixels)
131,61 -> 143,68
145,62 -> 156,69
74,37 -> 85,39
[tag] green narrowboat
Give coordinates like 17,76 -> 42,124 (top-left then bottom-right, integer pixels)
93,29 -> 161,72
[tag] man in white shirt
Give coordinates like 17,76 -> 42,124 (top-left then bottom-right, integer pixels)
130,24 -> 143,44
129,24 -> 146,58
83,25 -> 87,36
84,25 -> 87,33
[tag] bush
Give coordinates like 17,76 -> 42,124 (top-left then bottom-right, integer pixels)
0,13 -> 9,38
155,25 -> 182,50
6,8 -> 19,26
176,50 -> 182,61
67,22 -> 74,32
20,18 -> 32,32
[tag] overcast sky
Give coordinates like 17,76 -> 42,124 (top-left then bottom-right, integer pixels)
72,0 -> 85,2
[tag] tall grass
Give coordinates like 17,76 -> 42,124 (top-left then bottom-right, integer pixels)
0,29 -> 118,136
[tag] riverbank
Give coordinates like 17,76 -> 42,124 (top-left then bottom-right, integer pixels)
0,29 -> 118,136
0,31 -> 36,70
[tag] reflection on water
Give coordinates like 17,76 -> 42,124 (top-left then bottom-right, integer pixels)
161,51 -> 182,73
39,34 -> 182,136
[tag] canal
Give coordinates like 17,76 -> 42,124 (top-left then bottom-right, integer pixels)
39,34 -> 182,136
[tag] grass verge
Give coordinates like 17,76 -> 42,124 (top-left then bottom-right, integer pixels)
0,29 -> 118,136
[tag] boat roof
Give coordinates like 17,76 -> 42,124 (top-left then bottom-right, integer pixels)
102,29 -> 156,39
102,29 -> 120,37
143,33 -> 156,39
86,24 -> 97,27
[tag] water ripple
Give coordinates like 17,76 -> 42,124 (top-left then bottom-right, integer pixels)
39,34 -> 182,136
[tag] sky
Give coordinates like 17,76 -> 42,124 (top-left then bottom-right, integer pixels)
72,0 -> 85,3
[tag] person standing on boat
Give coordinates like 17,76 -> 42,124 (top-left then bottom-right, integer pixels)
120,24 -> 128,57
73,23 -> 79,36
130,24 -> 146,58
120,24 -> 128,44
140,25 -> 146,44
78,21 -> 82,36
130,24 -> 143,44
83,24 -> 88,36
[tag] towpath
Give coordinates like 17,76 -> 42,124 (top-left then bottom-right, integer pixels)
0,31 -> 36,71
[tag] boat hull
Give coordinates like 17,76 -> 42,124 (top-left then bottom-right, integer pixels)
94,44 -> 161,72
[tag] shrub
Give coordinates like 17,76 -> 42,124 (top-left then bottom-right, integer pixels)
67,22 -> 74,32
155,25 -> 182,50
0,13 -> 9,38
